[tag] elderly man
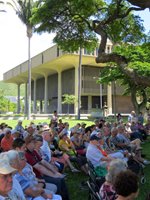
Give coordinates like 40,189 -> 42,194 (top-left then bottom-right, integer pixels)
3,150 -> 62,200
25,135 -> 70,200
39,132 -> 79,172
12,138 -> 58,194
86,134 -> 112,172
0,158 -> 20,199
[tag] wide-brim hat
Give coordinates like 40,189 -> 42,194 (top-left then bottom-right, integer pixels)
0,159 -> 17,175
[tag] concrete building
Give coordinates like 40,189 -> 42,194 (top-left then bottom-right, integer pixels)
3,42 -> 134,115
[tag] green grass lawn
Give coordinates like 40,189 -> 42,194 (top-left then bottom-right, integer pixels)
0,119 -> 94,129
0,119 -> 150,199
66,140 -> 150,200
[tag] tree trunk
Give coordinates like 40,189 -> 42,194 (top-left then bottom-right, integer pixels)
127,0 -> 150,8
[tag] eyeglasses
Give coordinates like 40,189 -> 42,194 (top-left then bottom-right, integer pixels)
0,173 -> 13,179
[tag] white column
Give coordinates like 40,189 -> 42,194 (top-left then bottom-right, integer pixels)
44,75 -> 48,113
33,79 -> 37,113
24,83 -> 28,114
57,71 -> 62,114
17,84 -> 20,114
107,83 -> 112,115
74,66 -> 78,115
88,95 -> 92,113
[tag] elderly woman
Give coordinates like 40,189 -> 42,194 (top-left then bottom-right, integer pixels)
99,159 -> 127,200
59,132 -> 88,174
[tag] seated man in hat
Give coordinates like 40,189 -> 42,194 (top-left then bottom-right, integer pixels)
0,158 -> 22,199
86,134 -> 113,177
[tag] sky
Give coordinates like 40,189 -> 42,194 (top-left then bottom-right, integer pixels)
0,6 -> 149,80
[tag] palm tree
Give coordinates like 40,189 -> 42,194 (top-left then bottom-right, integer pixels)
13,0 -> 35,119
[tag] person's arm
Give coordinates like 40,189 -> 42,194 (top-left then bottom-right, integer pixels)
24,186 -> 44,197
101,156 -> 113,162
40,159 -> 58,173
60,143 -> 71,152
33,162 -> 59,177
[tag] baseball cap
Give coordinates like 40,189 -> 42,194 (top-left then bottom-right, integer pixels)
90,134 -> 102,141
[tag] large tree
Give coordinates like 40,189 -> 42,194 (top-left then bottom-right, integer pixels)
99,42 -> 150,112
127,0 -> 150,9
32,0 -> 150,112
32,0 -> 150,86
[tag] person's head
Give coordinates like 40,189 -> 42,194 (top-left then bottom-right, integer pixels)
27,125 -> 35,134
126,122 -> 131,127
94,119 -> 99,126
60,132 -> 68,140
18,120 -> 22,126
131,111 -> 136,116
12,138 -> 26,152
111,127 -> 118,137
64,122 -> 69,129
0,159 -> 17,196
59,119 -> 63,123
106,159 -> 127,184
4,128 -> 12,138
25,135 -> 36,151
75,123 -> 81,129
81,122 -> 86,128
54,110 -> 57,116
117,125 -> 125,133
11,129 -> 20,139
90,134 -> 103,146
90,124 -> 96,131
0,150 -> 20,170
33,134 -> 43,150
42,131 -> 52,142
114,170 -> 139,200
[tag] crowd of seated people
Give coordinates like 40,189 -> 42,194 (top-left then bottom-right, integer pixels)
0,110 -> 150,199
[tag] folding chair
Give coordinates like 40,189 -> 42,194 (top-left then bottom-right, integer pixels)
87,181 -> 101,200
87,160 -> 105,190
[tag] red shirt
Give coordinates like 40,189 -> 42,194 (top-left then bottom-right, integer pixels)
25,149 -> 42,178
1,136 -> 13,151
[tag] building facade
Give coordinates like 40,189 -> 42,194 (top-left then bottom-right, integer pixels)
3,42 -> 134,115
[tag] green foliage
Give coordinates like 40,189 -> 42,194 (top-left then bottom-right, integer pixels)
62,94 -> 76,105
16,0 -> 37,26
32,0 -> 100,51
100,43 -> 150,86
0,81 -> 25,96
0,90 -> 17,113
31,0 -> 146,53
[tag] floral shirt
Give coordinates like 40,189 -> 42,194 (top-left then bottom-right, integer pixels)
99,182 -> 117,200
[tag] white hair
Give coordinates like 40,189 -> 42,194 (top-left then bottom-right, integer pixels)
105,159 -> 127,184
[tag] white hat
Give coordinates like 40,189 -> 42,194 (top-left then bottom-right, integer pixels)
0,159 -> 17,175
42,124 -> 50,131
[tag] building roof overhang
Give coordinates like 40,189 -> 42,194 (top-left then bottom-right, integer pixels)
3,44 -> 106,84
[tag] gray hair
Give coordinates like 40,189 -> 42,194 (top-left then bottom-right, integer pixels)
111,127 -> 118,133
105,159 -> 127,184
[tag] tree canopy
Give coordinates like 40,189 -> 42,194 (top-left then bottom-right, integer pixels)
32,0 -> 150,86
31,0 -> 150,112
